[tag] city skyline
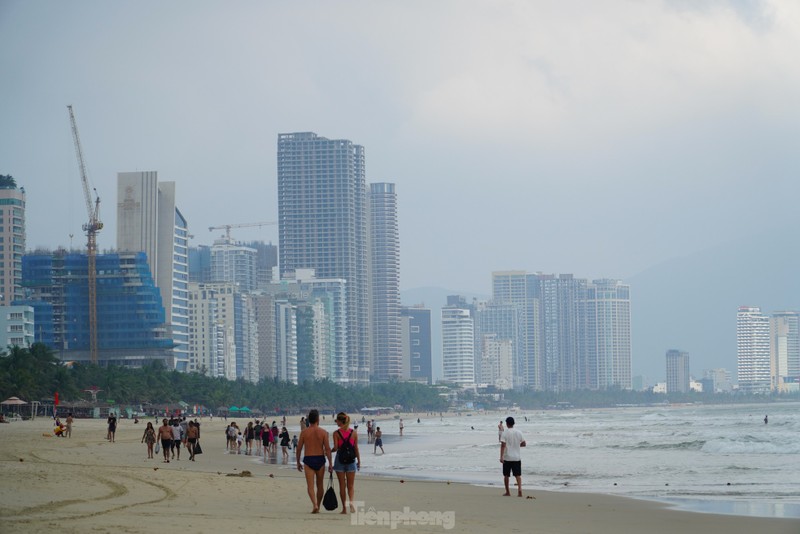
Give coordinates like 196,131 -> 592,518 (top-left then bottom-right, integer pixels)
4,2 -> 800,382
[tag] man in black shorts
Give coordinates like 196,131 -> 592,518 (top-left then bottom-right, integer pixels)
499,416 -> 527,497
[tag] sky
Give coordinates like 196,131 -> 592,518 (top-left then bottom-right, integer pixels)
3,1 -> 800,293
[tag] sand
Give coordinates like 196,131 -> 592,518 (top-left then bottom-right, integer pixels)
1,416 -> 798,534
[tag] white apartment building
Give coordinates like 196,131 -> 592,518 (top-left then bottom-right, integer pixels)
0,305 -> 34,348
188,282 -> 237,381
737,306 -> 771,393
0,181 -> 25,306
442,306 -> 475,386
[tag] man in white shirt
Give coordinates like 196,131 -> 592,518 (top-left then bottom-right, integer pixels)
499,416 -> 526,497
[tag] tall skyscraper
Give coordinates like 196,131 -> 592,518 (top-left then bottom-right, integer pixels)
369,182 -> 401,381
442,297 -> 475,386
665,349 -> 690,393
770,311 -> 800,392
277,132 -> 369,384
0,177 -> 25,306
535,274 -> 587,392
737,306 -> 771,393
492,271 -> 535,388
117,172 -> 189,370
585,279 -> 632,390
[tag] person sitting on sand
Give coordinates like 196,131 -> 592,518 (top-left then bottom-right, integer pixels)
295,409 -> 333,513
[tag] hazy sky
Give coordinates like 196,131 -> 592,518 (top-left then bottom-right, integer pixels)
3,0 -> 800,296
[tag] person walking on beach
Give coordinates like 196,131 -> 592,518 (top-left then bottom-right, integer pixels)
374,427 -> 384,454
158,419 -> 173,463
107,412 -> 117,442
171,419 -> 183,460
498,420 -> 504,442
333,412 -> 361,514
296,409 -> 333,513
66,413 -> 73,438
142,422 -> 156,459
764,415 -> 768,424
399,418 -> 404,436
500,416 -> 526,497
186,420 -> 199,461
280,426 -> 291,461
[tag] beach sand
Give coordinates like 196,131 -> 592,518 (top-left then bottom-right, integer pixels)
1,417 -> 798,534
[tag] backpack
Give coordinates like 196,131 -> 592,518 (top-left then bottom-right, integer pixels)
337,430 -> 357,464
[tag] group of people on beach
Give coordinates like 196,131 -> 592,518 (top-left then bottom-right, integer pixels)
141,416 -> 201,462
225,420 -> 295,459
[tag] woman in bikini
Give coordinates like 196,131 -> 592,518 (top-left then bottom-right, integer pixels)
295,409 -> 333,513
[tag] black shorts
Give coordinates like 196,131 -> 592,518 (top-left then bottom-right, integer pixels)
173,439 -> 181,448
502,460 -> 522,477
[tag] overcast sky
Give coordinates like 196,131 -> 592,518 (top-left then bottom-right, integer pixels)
2,0 -> 799,295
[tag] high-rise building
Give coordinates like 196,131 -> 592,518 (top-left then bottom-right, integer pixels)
277,132 -> 369,384
241,241 -> 278,290
188,282 -> 237,380
737,306 -> 771,393
492,272 -> 631,392
534,274 -> 587,392
585,279 -> 632,390
665,349 -> 690,393
401,306 -> 432,384
117,172 -> 189,370
0,178 -> 25,306
474,301 -> 520,387
442,298 -> 475,386
369,182 -> 401,381
0,305 -> 34,348
770,311 -> 800,392
21,251 -> 174,366
479,334 -> 514,390
211,238 -> 258,291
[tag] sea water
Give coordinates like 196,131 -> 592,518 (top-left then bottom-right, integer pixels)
351,402 -> 800,519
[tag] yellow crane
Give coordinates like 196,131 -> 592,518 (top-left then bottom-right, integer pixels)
67,105 -> 103,365
208,221 -> 276,242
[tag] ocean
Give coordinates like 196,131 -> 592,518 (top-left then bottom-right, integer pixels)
348,402 -> 800,519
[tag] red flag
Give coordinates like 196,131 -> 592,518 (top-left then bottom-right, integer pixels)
54,391 -> 59,406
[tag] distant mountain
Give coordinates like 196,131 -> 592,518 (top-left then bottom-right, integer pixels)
628,227 -> 800,384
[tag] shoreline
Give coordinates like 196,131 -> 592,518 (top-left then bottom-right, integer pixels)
1,417 -> 798,534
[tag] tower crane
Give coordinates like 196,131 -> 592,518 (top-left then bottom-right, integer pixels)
67,105 -> 103,365
208,221 -> 277,242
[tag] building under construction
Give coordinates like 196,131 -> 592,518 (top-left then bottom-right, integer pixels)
19,250 -> 175,367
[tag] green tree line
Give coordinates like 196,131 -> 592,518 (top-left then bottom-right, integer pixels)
0,343 -> 449,413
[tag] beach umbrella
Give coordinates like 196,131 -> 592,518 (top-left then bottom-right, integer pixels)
229,406 -> 240,412
1,397 -> 27,405
240,406 -> 251,412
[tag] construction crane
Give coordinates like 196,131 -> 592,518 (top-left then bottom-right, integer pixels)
208,221 -> 277,242
67,105 -> 103,365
